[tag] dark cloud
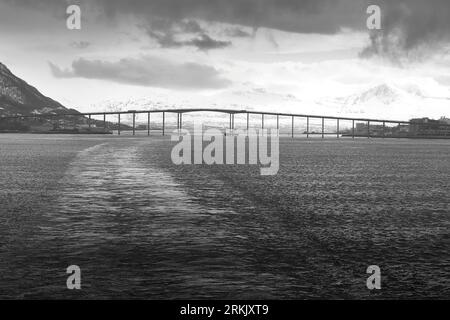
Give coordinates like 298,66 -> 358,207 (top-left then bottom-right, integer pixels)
146,22 -> 231,50
70,41 -> 91,49
9,0 -> 450,61
361,0 -> 450,61
2,0 -> 67,13
94,0 -> 366,34
223,27 -> 253,38
4,0 -> 367,34
146,18 -> 204,35
147,29 -> 181,48
112,0 -> 364,51
149,33 -> 231,50
185,34 -> 231,50
48,56 -> 231,90
180,20 -> 203,34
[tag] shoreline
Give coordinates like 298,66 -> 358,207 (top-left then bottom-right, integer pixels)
1,131 -> 450,139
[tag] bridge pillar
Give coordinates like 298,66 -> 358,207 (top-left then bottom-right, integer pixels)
322,118 -> 324,139
88,114 -> 91,129
367,120 -> 370,139
307,117 -> 310,139
148,112 -> 151,136
118,113 -> 121,135
162,112 -> 165,136
352,120 -> 355,139
180,113 -> 183,130
277,115 -> 279,136
132,112 -> 136,136
103,113 -> 106,132
246,113 -> 249,131
383,121 -> 385,138
291,116 -> 294,138
337,119 -> 340,138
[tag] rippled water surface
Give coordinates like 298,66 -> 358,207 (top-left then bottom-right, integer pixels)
0,134 -> 449,299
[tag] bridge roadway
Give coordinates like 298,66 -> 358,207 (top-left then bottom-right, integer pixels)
0,108 -> 413,138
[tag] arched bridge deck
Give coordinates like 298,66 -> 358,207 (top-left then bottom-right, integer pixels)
0,108 -> 424,139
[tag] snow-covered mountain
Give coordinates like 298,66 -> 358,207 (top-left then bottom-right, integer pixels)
334,83 -> 449,120
91,82 -> 449,123
342,84 -> 401,106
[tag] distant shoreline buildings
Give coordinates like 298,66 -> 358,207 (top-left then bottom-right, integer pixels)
409,117 -> 450,137
351,117 -> 450,138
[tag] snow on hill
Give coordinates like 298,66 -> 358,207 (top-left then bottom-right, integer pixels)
92,82 -> 449,123
333,83 -> 449,120
0,62 -> 78,116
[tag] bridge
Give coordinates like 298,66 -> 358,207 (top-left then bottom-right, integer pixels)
0,108 -> 428,138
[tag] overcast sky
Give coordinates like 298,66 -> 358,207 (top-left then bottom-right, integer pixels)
1,0 -> 450,118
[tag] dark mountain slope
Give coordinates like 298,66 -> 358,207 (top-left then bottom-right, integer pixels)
0,62 -> 78,116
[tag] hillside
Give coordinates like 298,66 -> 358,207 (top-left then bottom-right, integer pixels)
0,62 -> 78,116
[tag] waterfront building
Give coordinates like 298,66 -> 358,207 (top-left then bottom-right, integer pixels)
409,118 -> 450,137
